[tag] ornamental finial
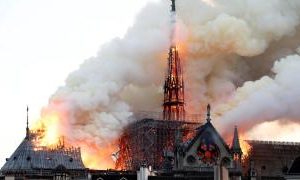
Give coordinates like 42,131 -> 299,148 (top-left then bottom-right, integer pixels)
206,104 -> 211,122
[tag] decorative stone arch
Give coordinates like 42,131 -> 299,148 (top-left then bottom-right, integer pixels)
217,157 -> 231,180
220,157 -> 231,167
53,164 -> 69,180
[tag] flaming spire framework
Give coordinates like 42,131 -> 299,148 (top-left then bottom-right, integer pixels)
163,0 -> 185,121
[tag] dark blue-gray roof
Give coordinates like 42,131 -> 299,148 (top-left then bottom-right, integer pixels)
1,133 -> 85,174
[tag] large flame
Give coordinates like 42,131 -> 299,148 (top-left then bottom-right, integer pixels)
240,138 -> 252,161
31,108 -> 116,169
77,140 -> 115,170
32,113 -> 61,147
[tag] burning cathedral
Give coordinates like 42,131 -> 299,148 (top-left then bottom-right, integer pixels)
2,0 -> 300,180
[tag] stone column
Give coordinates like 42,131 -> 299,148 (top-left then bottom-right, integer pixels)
214,165 -> 220,180
137,166 -> 149,180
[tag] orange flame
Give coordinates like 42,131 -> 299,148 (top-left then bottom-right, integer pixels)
240,137 -> 252,160
32,112 -> 61,147
31,109 -> 116,170
78,141 -> 115,170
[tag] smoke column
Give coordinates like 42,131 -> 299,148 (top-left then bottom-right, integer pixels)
34,0 -> 300,168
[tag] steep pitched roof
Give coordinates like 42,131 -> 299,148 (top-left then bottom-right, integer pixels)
185,121 -> 231,153
184,104 -> 230,153
1,133 -> 86,174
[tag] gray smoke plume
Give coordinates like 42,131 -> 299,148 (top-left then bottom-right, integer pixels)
217,54 -> 300,135
36,0 -> 300,168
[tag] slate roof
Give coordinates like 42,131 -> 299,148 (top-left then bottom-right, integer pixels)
1,132 -> 86,174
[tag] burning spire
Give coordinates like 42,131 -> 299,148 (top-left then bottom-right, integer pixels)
163,0 -> 185,121
170,0 -> 176,46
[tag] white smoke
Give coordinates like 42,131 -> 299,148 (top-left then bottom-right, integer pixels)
218,54 -> 300,134
178,0 -> 300,111
37,0 -> 300,168
39,2 -> 171,168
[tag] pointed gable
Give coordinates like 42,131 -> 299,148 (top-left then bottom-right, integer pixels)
178,121 -> 232,169
175,105 -> 232,170
186,121 -> 231,154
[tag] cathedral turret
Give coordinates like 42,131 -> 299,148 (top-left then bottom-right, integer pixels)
231,126 -> 242,162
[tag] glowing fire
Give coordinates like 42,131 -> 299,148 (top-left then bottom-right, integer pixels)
240,138 -> 252,160
31,110 -> 116,169
78,141 -> 115,170
32,113 -> 61,147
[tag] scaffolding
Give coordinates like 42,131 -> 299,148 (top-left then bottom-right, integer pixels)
116,113 -> 202,170
129,111 -> 202,123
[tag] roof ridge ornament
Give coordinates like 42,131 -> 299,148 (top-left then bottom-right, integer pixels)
26,105 -> 30,139
206,104 -> 211,122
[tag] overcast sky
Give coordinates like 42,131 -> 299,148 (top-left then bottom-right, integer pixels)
0,0 -> 158,166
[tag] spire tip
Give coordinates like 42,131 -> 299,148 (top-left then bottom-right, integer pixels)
26,105 -> 30,139
206,104 -> 211,122
171,0 -> 176,12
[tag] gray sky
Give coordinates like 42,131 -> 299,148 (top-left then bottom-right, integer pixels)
0,0 -> 158,166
